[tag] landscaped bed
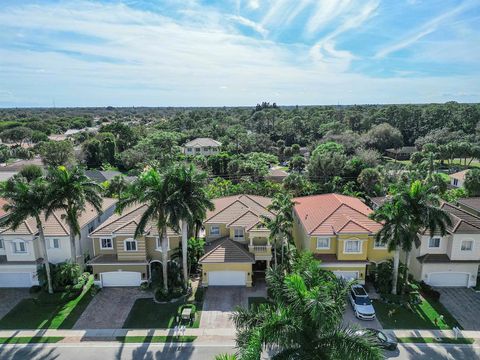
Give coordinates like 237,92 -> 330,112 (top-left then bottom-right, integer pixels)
0,276 -> 95,330
373,297 -> 461,330
248,297 -> 269,308
0,337 -> 64,344
397,337 -> 474,344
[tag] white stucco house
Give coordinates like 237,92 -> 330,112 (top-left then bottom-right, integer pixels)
0,198 -> 117,288
450,170 -> 468,188
183,138 -> 222,156
407,202 -> 480,288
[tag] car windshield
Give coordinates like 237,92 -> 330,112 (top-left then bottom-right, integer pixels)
355,297 -> 372,306
377,332 -> 388,342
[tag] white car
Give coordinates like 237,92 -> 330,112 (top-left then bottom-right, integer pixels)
348,285 -> 376,320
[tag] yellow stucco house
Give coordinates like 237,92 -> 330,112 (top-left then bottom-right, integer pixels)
88,203 -> 181,287
200,194 -> 274,287
293,193 -> 392,284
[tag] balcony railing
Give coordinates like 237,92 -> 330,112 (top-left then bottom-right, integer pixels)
248,245 -> 272,255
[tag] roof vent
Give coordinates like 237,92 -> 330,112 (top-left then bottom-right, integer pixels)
305,214 -> 308,220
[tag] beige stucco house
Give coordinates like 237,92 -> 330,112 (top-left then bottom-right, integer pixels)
450,170 -> 468,188
0,198 -> 116,288
200,194 -> 274,287
293,194 -> 392,284
88,203 -> 181,287
183,138 -> 222,156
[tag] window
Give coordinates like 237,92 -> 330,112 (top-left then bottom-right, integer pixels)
210,226 -> 220,236
374,238 -> 387,249
234,228 -> 244,240
203,147 -> 209,152
316,237 -> 330,249
195,148 -> 200,153
344,240 -> 361,253
49,238 -> 60,249
12,240 -> 27,254
0,239 -> 3,250
156,237 -> 170,251
187,147 -> 192,153
429,237 -> 441,248
124,239 -> 137,251
100,238 -> 113,249
453,179 -> 459,186
461,240 -> 473,251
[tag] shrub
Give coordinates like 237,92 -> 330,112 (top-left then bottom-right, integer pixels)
194,286 -> 205,303
154,288 -> 171,302
29,285 -> 42,294
140,281 -> 150,291
419,281 -> 441,301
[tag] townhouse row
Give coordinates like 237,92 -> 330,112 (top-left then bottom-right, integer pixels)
1,194 -> 480,289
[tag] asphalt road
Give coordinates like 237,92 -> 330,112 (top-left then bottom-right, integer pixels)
0,342 -> 478,360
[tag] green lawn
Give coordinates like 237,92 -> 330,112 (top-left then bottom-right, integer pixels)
398,337 -> 474,344
0,282 -> 94,330
0,337 -> 64,344
248,297 -> 269,308
123,298 -> 202,329
116,336 -> 197,343
373,297 -> 461,330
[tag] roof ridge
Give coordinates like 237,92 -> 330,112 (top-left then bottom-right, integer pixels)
113,218 -> 139,234
199,238 -> 228,262
442,202 -> 480,231
226,209 -> 258,227
91,203 -> 145,235
205,198 -> 251,222
336,217 -> 372,233
52,211 -> 69,235
243,194 -> 275,216
309,202 -> 344,235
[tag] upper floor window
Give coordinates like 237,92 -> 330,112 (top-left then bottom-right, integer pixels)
0,239 -> 4,250
428,237 -> 441,248
374,238 -> 387,249
203,147 -> 209,152
210,226 -> 220,236
49,238 -> 60,249
234,228 -> 244,240
12,240 -> 27,254
100,238 -> 113,249
316,237 -> 330,249
461,240 -> 473,251
344,239 -> 362,253
124,239 -> 137,252
453,179 -> 459,186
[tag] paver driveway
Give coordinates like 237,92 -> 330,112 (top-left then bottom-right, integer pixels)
73,288 -> 151,329
200,283 -> 267,328
343,303 -> 383,330
436,287 -> 480,330
0,289 -> 30,320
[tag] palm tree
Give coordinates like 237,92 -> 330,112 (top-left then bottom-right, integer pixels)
117,167 -> 178,292
231,254 -> 382,360
372,180 -> 451,294
261,193 -> 294,267
167,164 -> 213,286
0,177 -> 54,293
46,166 -> 103,264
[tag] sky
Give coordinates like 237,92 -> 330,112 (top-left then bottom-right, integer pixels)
0,0 -> 479,107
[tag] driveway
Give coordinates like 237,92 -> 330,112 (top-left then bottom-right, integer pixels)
200,283 -> 267,328
436,287 -> 480,330
343,302 -> 383,330
74,288 -> 151,329
0,289 -> 30,320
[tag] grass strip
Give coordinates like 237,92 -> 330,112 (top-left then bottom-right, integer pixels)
398,337 -> 474,344
0,336 -> 64,344
115,336 -> 197,343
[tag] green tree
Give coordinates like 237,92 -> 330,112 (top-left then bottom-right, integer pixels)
288,155 -> 306,172
307,142 -> 347,181
465,169 -> 480,196
46,166 -> 103,263
0,177 -> 54,293
0,126 -> 33,145
39,140 -> 75,167
231,254 -> 382,360
363,123 -> 403,152
103,175 -> 129,198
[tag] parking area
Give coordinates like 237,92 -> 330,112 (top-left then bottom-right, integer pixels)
436,287 -> 480,330
343,302 -> 383,330
0,289 -> 30,320
73,288 -> 151,329
200,283 -> 267,328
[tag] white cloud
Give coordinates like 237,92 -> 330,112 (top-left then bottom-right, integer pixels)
248,0 -> 260,10
229,15 -> 268,37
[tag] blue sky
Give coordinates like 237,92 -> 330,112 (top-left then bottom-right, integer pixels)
0,0 -> 479,107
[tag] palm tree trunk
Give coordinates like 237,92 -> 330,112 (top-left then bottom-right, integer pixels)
273,237 -> 278,268
161,226 -> 169,292
181,220 -> 189,287
69,224 -> 77,264
401,250 -> 411,295
36,217 -> 53,294
391,250 -> 400,295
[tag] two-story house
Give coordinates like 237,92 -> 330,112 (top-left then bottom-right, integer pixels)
182,138 -> 222,156
200,195 -> 274,287
449,170 -> 468,188
293,194 -> 391,284
88,203 -> 181,287
457,197 -> 480,218
0,198 -> 116,288
408,202 -> 480,287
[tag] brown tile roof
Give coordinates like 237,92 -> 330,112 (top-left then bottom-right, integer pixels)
205,195 -> 273,230
416,253 -> 480,264
450,170 -> 469,181
199,238 -> 254,264
440,202 -> 480,234
90,203 -> 178,237
293,194 -> 382,236
457,197 -> 480,212
0,198 -> 117,236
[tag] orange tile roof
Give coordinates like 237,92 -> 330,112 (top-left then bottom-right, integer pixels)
293,193 -> 382,236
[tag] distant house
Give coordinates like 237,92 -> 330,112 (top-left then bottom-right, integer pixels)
183,138 -> 222,156
0,157 -> 44,172
457,198 -> 480,218
85,170 -> 135,183
385,146 -> 417,160
450,170 -> 468,188
266,168 -> 288,183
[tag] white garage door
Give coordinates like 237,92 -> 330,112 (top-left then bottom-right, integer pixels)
0,272 -> 32,288
208,271 -> 246,286
101,271 -> 142,287
333,271 -> 359,281
428,272 -> 469,287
